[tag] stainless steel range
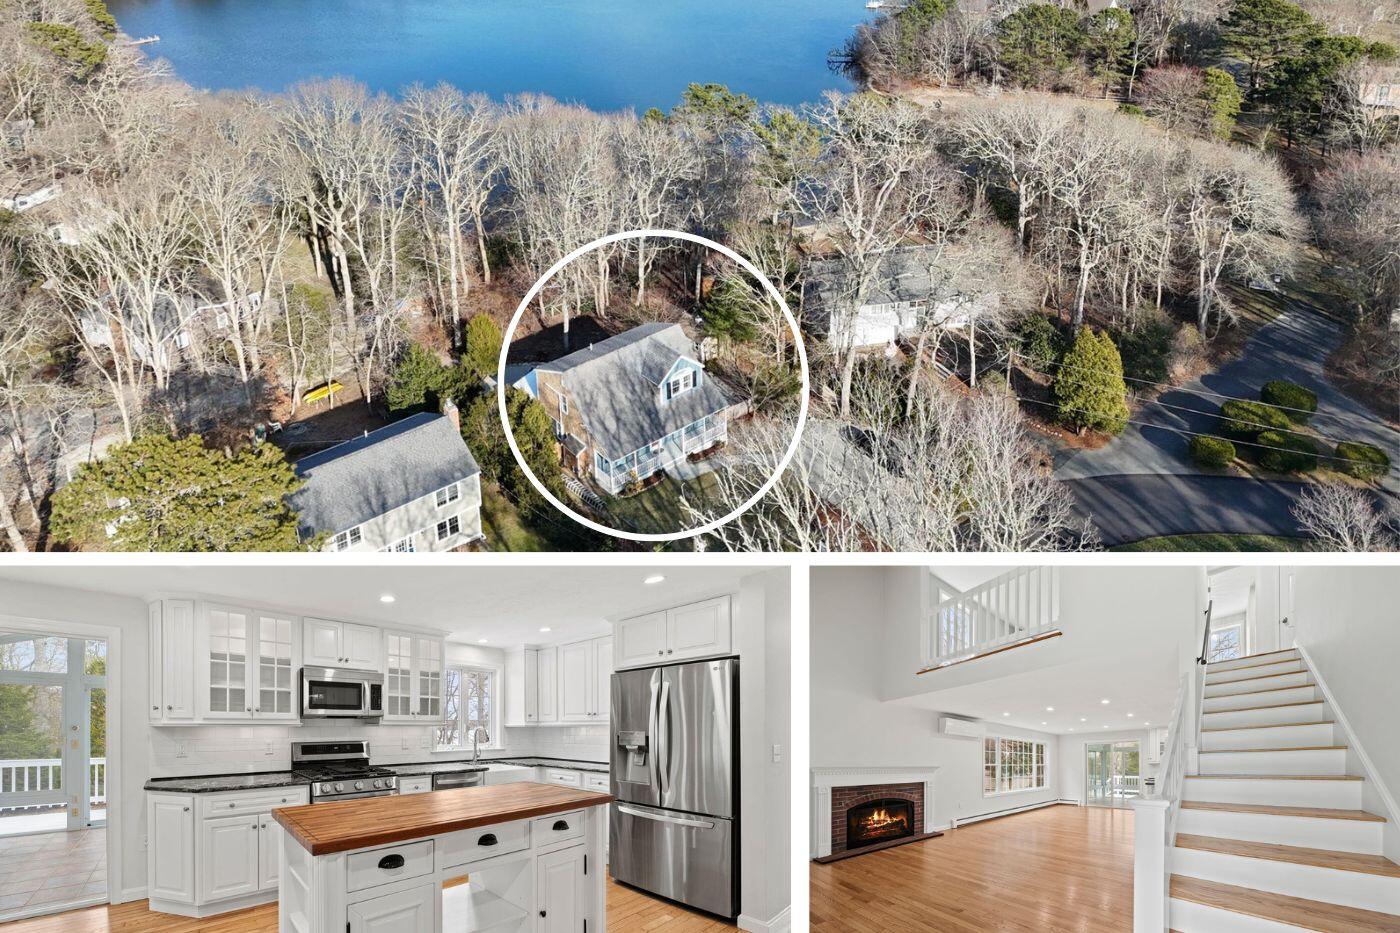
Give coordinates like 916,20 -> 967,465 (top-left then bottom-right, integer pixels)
291,740 -> 397,802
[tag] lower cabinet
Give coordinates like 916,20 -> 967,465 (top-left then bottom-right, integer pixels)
147,794 -> 195,904
536,845 -> 587,933
349,883 -> 437,933
200,814 -> 261,902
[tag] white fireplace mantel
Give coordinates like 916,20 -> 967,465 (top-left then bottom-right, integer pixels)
810,766 -> 940,859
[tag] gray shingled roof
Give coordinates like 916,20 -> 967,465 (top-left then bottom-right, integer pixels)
536,322 -> 731,460
289,412 -> 480,538
804,245 -> 950,312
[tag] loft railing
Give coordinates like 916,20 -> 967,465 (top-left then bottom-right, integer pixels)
923,567 -> 1060,670
0,758 -> 106,810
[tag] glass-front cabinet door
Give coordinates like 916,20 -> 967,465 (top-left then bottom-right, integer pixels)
254,614 -> 298,719
384,633 -> 414,720
205,607 -> 250,718
414,637 -> 442,719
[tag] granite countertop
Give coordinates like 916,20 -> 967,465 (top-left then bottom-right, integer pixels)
488,757 -> 609,774
145,772 -> 309,794
385,757 -> 608,776
383,761 -> 492,777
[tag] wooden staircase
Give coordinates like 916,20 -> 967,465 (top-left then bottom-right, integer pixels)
1168,648 -> 1400,931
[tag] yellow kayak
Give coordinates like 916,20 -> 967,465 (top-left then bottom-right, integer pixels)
302,381 -> 343,405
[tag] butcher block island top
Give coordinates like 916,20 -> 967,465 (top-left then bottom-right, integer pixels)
272,781 -> 613,855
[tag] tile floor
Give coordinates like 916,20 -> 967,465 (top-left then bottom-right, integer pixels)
0,827 -> 106,920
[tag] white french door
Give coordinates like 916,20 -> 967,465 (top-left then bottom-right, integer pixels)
1084,741 -> 1141,809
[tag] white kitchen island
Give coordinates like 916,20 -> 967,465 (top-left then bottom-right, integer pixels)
272,782 -> 611,933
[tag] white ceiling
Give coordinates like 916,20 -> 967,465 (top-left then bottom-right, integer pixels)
0,565 -> 772,648
930,566 -> 1015,593
1209,566 -> 1255,619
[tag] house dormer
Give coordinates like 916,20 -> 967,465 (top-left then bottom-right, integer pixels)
659,356 -> 704,404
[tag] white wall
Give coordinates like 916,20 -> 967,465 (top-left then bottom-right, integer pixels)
811,567 -> 1062,829
1057,729 -> 1161,806
1291,565 -> 1400,862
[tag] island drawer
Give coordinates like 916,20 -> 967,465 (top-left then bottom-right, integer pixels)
398,776 -> 433,795
199,787 -> 308,818
542,768 -> 582,787
583,773 -> 609,792
441,819 -> 530,868
532,809 -> 584,847
346,840 -> 435,893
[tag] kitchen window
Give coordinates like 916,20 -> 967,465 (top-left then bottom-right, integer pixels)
435,483 -> 460,508
331,527 -> 362,551
436,515 -> 460,541
983,736 -> 1047,795
436,666 -> 497,750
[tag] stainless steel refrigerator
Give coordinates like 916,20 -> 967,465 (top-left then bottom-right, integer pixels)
609,657 -> 738,919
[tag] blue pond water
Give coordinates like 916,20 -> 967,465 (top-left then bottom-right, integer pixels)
108,0 -> 864,112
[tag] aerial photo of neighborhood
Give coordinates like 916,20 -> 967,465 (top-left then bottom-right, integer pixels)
0,0 -> 1396,551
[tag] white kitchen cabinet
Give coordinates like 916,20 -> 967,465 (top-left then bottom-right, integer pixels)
614,596 -> 732,670
538,646 -> 559,723
149,599 -> 195,723
592,638 -> 612,720
383,632 -> 445,723
1147,727 -> 1169,764
504,648 -> 537,726
147,794 -> 195,904
536,845 -> 587,933
559,640 -> 593,723
583,774 -> 610,861
348,883 -> 437,933
200,813 -> 261,902
399,775 -> 433,796
304,618 -> 381,669
201,605 -> 299,721
258,814 -> 283,890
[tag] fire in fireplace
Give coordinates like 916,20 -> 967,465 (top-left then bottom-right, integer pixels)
846,797 -> 915,847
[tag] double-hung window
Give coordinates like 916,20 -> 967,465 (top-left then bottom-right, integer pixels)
436,666 -> 497,749
332,527 -> 362,551
665,369 -> 695,401
435,483 -> 460,509
383,535 -> 415,553
983,736 -> 1047,795
436,515 -> 460,541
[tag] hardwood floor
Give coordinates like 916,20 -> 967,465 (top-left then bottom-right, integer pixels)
811,803 -> 1135,933
0,877 -> 733,932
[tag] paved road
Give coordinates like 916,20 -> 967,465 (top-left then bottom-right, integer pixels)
1054,298 -> 1399,545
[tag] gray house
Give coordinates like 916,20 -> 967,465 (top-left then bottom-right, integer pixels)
289,407 -> 484,552
524,322 -> 731,495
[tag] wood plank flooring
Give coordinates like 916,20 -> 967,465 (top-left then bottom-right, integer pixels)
811,803 -> 1134,933
1175,833 -> 1400,878
0,877 -> 732,932
1170,875 -> 1400,932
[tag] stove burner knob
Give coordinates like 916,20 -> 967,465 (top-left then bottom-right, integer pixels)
372,779 -> 383,789
334,782 -> 344,792
354,781 -> 365,791
319,783 -> 332,794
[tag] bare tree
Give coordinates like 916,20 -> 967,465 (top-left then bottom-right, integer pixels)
614,118 -> 696,304
1314,148 -> 1400,326
1293,484 -> 1398,551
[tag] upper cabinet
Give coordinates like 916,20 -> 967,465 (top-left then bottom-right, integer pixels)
150,599 -> 195,723
614,596 -> 732,670
507,637 -> 607,725
200,605 -> 300,721
560,636 -> 611,722
304,618 -> 380,669
382,631 -> 445,723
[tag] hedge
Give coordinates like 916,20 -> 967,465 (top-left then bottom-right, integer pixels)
1218,400 -> 1294,438
1260,380 -> 1317,423
1335,441 -> 1391,480
1256,431 -> 1319,473
1190,435 -> 1236,468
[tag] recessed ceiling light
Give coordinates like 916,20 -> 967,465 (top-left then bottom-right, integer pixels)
477,638 -> 488,644
379,594 -> 396,604
539,627 -> 552,633
1080,717 -> 1087,722
1101,698 -> 1111,705
1127,713 -> 1135,718
1103,725 -> 1110,729
644,574 -> 666,585
1144,721 -> 1151,726
1040,721 -> 1047,726
1068,728 -> 1075,732
1045,706 -> 1055,712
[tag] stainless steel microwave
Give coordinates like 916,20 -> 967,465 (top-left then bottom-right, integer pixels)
300,666 -> 384,720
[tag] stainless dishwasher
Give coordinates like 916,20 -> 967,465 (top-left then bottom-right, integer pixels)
433,770 -> 485,790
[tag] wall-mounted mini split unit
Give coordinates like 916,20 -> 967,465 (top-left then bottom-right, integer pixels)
940,717 -> 985,739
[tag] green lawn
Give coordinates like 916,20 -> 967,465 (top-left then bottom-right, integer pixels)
1114,534 -> 1317,552
480,480 -> 551,552
603,471 -> 725,538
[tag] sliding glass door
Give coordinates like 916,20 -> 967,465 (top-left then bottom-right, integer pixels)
1084,741 -> 1141,808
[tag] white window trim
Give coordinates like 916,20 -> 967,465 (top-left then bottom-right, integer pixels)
982,735 -> 1048,798
435,482 -> 460,509
434,664 -> 502,752
332,526 -> 363,551
435,514 -> 461,542
383,534 -> 416,553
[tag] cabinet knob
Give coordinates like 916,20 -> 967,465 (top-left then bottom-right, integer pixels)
153,706 -> 159,711
166,705 -> 172,710
657,651 -> 663,655
539,911 -> 547,918
667,649 -> 674,654
229,803 -> 236,808
182,807 -> 190,812
251,824 -> 258,831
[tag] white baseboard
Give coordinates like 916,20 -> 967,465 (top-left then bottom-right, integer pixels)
951,798 -> 1065,828
117,885 -> 147,905
739,905 -> 791,933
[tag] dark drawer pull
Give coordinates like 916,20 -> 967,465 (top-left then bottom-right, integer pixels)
478,833 -> 498,846
552,819 -> 569,832
377,854 -> 405,870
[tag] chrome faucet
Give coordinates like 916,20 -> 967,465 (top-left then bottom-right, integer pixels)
470,726 -> 488,763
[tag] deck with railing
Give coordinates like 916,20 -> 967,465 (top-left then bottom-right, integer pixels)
0,759 -> 106,811
923,567 -> 1061,670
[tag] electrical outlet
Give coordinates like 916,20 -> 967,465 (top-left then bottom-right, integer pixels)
264,742 -> 275,756
771,744 -> 783,763
175,741 -> 188,759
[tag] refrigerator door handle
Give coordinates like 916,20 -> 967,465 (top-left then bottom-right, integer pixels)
616,804 -> 715,830
648,672 -> 661,792
658,679 -> 672,799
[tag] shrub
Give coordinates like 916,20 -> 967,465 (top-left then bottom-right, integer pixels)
1256,431 -> 1319,473
1054,328 -> 1129,435
1260,380 -> 1317,423
1117,103 -> 1146,117
1218,400 -> 1294,438
1015,313 -> 1066,373
23,22 -> 106,76
1191,435 -> 1236,468
1334,441 -> 1391,480
1115,316 -> 1176,385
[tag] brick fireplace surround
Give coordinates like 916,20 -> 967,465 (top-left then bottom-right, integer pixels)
811,766 -> 940,860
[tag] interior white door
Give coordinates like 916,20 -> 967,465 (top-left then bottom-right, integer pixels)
614,612 -> 666,668
592,637 -> 613,718
348,883 -> 437,933
535,845 -> 587,933
343,623 -> 381,670
666,597 -> 731,662
147,795 -> 195,904
558,641 -> 593,722
199,813 -> 261,902
303,618 -> 343,667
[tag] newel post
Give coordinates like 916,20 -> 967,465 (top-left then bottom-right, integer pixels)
1130,797 -> 1170,933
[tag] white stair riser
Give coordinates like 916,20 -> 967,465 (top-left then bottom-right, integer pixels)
1171,847 -> 1400,914
1177,809 -> 1383,855
1197,748 -> 1349,776
1204,683 -> 1321,706
1206,660 -> 1306,685
1206,672 -> 1312,697
1183,777 -> 1363,810
1201,698 -> 1325,727
1171,897 -> 1325,932
1206,651 -> 1300,675
1200,723 -> 1337,750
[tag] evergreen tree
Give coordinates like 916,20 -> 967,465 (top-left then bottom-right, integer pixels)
461,314 -> 504,382
1083,8 -> 1137,98
51,434 -> 304,551
1219,0 -> 1321,92
1200,67 -> 1244,139
1264,36 -> 1395,145
1053,328 -> 1129,435
387,343 -> 451,414
996,4 -> 1084,89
